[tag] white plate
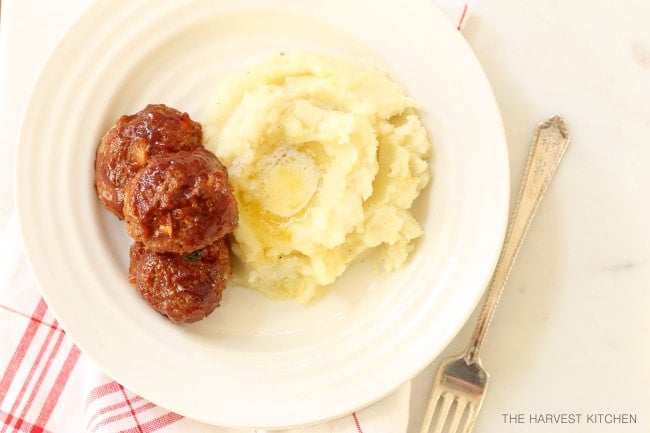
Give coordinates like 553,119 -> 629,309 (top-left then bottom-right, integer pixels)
15,0 -> 508,429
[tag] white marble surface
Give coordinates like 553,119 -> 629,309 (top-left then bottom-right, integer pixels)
1,1 -> 648,432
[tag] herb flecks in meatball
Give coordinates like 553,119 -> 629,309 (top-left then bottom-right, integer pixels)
128,240 -> 232,323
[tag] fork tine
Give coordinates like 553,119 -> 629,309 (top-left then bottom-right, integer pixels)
446,399 -> 468,433
430,393 -> 454,433
419,390 -> 440,433
459,403 -> 478,433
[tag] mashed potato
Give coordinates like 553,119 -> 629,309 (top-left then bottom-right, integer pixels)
203,51 -> 431,302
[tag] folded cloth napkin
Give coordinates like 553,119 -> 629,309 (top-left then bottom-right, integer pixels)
0,2 -> 471,432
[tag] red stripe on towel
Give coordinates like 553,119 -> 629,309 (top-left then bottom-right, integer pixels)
353,411 -> 365,433
32,345 -> 81,429
0,299 -> 48,407
457,3 -> 469,30
7,326 -> 66,432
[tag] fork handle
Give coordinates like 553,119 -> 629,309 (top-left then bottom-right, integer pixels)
464,116 -> 570,365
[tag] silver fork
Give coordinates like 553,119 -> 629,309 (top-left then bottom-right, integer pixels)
419,116 -> 570,433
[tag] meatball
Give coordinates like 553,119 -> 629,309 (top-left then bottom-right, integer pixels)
94,104 -> 203,219
123,148 -> 238,253
128,240 -> 232,323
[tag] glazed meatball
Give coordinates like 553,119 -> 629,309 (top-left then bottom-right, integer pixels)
123,148 -> 238,254
94,104 -> 203,219
128,240 -> 232,323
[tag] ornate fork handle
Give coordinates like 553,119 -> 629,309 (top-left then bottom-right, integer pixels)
464,116 -> 570,365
